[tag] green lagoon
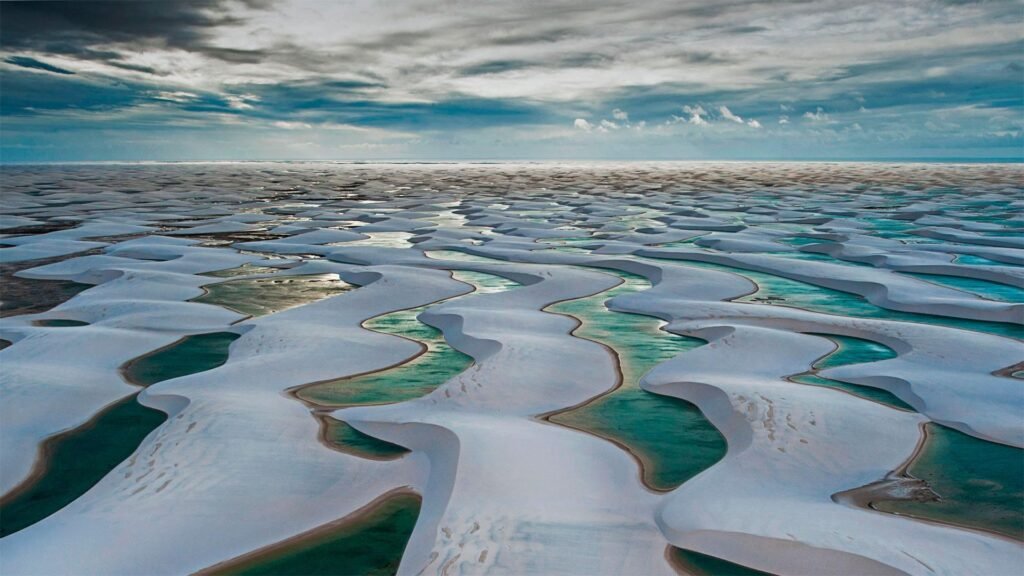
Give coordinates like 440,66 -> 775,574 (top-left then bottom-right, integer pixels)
321,417 -> 410,460
547,270 -> 727,491
791,334 -> 913,411
2,331 -> 242,535
194,274 -> 352,317
123,332 -> 239,386
216,492 -> 422,576
651,257 -> 1023,340
899,272 -> 1024,303
670,547 -> 773,576
877,424 -> 1024,540
299,271 -> 517,408
0,394 -> 167,537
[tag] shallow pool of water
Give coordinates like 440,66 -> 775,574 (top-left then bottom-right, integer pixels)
656,258 -> 1023,340
194,274 -> 352,317
122,332 -> 239,386
0,394 -> 167,537
669,546 -> 773,576
953,254 -> 1018,267
425,249 -> 508,264
298,271 -> 518,408
792,332 -> 910,413
213,492 -> 422,575
201,263 -> 284,278
900,272 -> 1024,303
547,270 -> 726,491
32,319 -> 88,327
321,417 -> 409,460
811,333 -> 898,370
776,236 -> 829,246
876,423 -> 1023,540
0,256 -> 93,318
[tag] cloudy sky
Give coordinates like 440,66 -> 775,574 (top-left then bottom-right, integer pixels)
1,0 -> 1021,161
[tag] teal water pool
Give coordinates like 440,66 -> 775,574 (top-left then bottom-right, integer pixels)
298,271 -> 518,408
547,270 -> 726,491
791,333 -> 910,411
669,547 -> 773,576
212,492 -> 422,576
648,257 -> 1023,340
900,272 -> 1024,303
194,274 -> 353,317
123,332 -> 239,386
0,394 -> 167,537
876,423 -> 1024,540
320,417 -> 410,460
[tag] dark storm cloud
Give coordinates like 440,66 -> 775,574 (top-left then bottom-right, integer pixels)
0,1 -> 267,61
219,79 -> 558,130
485,28 -> 577,46
4,56 -> 75,75
728,26 -> 770,34
0,70 -> 138,115
106,61 -> 166,76
0,0 -> 1021,160
459,54 -> 613,76
460,60 -> 536,76
816,39 -> 1024,84
675,51 -> 735,65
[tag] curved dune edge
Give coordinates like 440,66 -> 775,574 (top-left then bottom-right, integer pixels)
195,487 -> 422,575
420,246 -> 1020,573
533,277 -> 667,494
638,325 -> 1019,575
433,245 -> 1022,447
0,241 -> 255,497
1,164 -> 1020,575
634,247 -> 1023,325
831,422 -> 1023,542
350,242 -> 1015,573
291,269 -> 520,461
0,262 -> 475,575
0,391 -> 161,512
333,254 -> 676,575
289,267 -> 516,411
118,331 -> 240,388
536,274 -> 721,494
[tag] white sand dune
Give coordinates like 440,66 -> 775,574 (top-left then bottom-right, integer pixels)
0,264 -> 472,575
0,163 -> 1021,575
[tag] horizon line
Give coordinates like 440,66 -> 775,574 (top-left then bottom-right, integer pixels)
3,157 -> 1023,166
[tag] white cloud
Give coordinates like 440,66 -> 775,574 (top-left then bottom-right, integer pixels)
337,142 -> 397,150
9,0 -> 1020,122
150,91 -> 199,103
273,120 -> 314,129
778,115 -> 790,124
779,104 -> 793,112
719,105 -> 744,123
681,105 -> 708,125
747,119 -> 762,128
225,94 -> 259,110
803,107 -> 830,122
577,110 -> 644,133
